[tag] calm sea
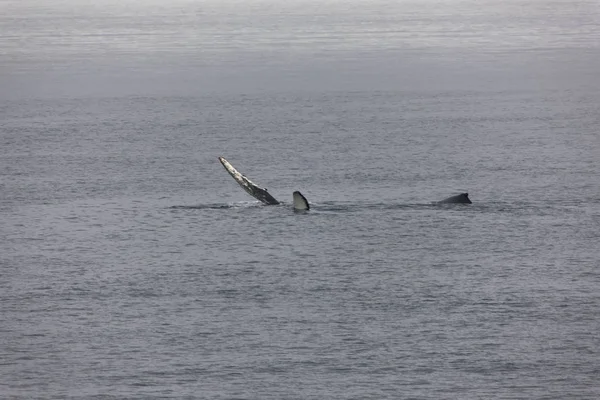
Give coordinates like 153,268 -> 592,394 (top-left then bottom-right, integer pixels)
1,0 -> 599,398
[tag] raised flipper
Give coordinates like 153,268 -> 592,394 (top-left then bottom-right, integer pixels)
292,191 -> 309,211
437,193 -> 472,204
218,156 -> 280,205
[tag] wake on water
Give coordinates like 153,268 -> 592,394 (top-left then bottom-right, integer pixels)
169,200 -> 477,213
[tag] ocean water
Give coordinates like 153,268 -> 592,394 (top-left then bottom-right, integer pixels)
1,0 -> 600,398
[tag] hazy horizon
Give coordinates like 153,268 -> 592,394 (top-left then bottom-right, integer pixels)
2,0 -> 599,98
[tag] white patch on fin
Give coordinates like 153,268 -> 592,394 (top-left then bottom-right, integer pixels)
292,191 -> 309,211
218,156 -> 279,205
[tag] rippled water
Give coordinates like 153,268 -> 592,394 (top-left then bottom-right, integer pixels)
1,0 -> 600,399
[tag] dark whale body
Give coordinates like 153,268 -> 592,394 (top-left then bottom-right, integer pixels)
438,193 -> 472,204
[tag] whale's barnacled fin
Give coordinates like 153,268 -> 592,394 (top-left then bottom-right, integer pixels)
293,191 -> 310,211
218,156 -> 280,205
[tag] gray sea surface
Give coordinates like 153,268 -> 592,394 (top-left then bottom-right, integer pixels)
1,0 -> 600,398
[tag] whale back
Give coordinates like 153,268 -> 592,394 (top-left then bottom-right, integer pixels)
438,193 -> 472,204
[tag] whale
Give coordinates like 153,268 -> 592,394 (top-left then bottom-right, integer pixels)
218,156 -> 280,205
292,191 -> 310,211
219,156 -> 467,209
437,193 -> 472,204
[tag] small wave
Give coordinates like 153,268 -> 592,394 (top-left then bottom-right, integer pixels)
168,201 -> 265,210
169,201 -> 479,213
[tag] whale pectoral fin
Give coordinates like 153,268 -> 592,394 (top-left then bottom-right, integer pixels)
293,191 -> 310,211
218,156 -> 280,205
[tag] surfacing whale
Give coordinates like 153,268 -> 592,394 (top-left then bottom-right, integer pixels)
219,156 -> 469,209
218,156 -> 280,205
437,193 -> 472,204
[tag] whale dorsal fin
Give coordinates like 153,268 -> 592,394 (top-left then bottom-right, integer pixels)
438,192 -> 472,204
